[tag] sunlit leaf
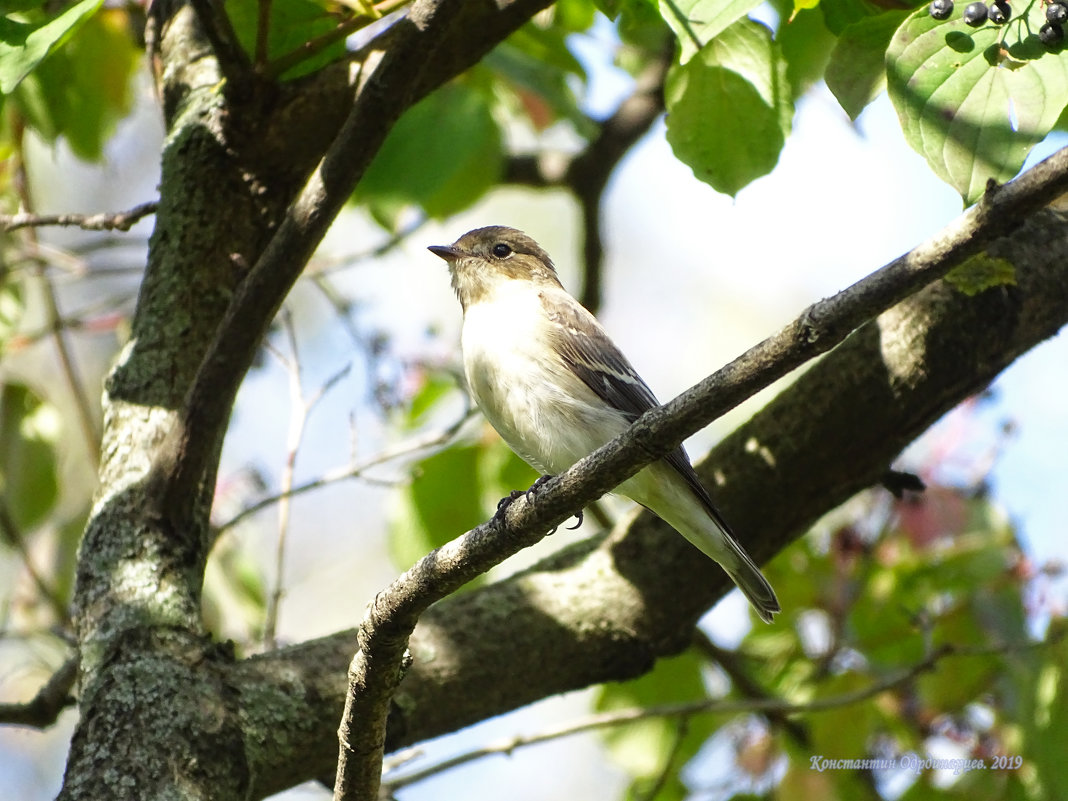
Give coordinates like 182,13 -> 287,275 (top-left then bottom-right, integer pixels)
0,0 -> 103,93
887,6 -> 1068,205
665,18 -> 792,196
355,83 -> 503,228
595,649 -> 718,781
826,10 -> 909,119
0,382 -> 60,531
227,0 -> 346,78
792,0 -> 821,16
776,6 -> 838,100
945,253 -> 1016,295
659,0 -> 765,64
10,9 -> 138,160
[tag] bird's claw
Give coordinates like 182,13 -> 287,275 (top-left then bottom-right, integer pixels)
494,475 -> 582,533
494,476 -> 555,523
495,489 -> 525,514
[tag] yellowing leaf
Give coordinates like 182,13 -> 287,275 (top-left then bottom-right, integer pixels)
945,253 -> 1016,295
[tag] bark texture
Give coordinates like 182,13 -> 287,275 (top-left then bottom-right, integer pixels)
55,0 -> 1068,797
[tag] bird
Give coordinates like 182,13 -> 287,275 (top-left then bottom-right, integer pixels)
428,226 -> 780,623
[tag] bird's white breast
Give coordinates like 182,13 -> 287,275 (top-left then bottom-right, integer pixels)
460,283 -> 625,474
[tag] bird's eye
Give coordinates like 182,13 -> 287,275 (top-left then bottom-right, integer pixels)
491,243 -> 513,258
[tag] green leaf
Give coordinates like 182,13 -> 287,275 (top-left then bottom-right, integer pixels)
826,10 -> 909,119
595,649 -> 719,782
387,436 -> 535,572
355,83 -> 503,228
665,19 -> 792,196
389,444 -> 484,569
887,6 -> 1068,205
776,5 -> 838,100
399,371 -> 459,431
0,0 -> 103,93
0,382 -> 60,531
659,0 -> 765,64
481,22 -> 592,134
819,0 -> 881,36
1024,629 -> 1068,800
227,0 -> 346,78
0,279 -> 22,344
945,253 -> 1016,295
10,9 -> 138,160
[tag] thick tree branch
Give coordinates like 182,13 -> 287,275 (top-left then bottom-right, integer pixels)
226,166 -> 1068,795
188,0 -> 252,81
328,151 -> 1068,773
151,0 -> 555,541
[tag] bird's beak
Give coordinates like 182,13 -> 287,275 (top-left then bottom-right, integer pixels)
428,244 -> 461,261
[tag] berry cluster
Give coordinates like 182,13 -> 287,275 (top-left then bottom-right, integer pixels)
1045,0 -> 1068,45
928,0 -> 1067,47
928,0 -> 1012,24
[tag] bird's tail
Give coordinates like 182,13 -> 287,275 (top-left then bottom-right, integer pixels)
663,509 -> 781,623
620,463 -> 781,622
719,534 -> 780,624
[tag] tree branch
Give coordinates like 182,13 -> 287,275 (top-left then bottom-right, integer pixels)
567,39 -> 672,311
383,635 -> 1058,791
0,655 -> 78,728
188,0 -> 252,81
0,202 -> 158,232
150,0 -> 555,540
225,196 -> 1068,797
326,154 -> 1068,799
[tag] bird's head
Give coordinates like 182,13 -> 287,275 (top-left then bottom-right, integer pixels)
428,226 -> 562,310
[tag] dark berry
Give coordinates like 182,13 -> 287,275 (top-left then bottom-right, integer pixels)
988,0 -> 1010,22
929,0 -> 954,18
1040,21 -> 1065,46
963,1 -> 988,25
1047,2 -> 1068,25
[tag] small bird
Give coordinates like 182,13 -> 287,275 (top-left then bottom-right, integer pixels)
429,226 -> 780,623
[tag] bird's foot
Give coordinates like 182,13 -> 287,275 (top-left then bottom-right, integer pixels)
493,475 -> 583,533
494,475 -> 554,522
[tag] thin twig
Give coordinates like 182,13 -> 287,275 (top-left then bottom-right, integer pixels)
693,630 -> 808,747
333,144 -> 1068,801
265,0 -> 409,80
10,141 -> 101,469
0,653 -> 79,728
384,636 -> 1059,790
0,201 -> 158,233
262,313 -> 352,649
567,39 -> 672,312
0,500 -> 69,623
213,404 -> 473,536
635,717 -> 690,801
256,0 -> 273,67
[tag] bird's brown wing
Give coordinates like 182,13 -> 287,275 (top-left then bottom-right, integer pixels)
542,293 -> 732,529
